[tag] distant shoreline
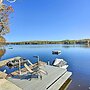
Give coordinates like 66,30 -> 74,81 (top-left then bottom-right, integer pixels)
5,39 -> 90,45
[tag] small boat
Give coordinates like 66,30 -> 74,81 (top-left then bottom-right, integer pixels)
8,47 -> 13,49
52,58 -> 68,69
8,45 -> 13,49
52,50 -> 61,55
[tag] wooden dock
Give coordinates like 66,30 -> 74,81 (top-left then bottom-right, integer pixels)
0,71 -> 7,79
0,79 -> 22,90
0,57 -> 21,68
0,57 -> 72,90
9,65 -> 72,90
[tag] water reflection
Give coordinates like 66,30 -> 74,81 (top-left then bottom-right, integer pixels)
0,45 -> 6,60
62,44 -> 90,48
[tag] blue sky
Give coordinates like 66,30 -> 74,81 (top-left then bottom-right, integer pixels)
4,0 -> 90,41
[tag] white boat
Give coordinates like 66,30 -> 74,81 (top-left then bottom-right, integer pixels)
60,65 -> 68,69
52,58 -> 68,69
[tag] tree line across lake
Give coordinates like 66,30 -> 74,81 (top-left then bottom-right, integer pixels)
5,39 -> 90,45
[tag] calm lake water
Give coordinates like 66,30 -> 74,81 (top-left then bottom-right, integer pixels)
0,44 -> 90,90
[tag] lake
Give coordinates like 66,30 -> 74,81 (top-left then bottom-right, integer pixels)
0,44 -> 90,90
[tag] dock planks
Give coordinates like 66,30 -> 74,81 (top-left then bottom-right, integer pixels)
9,65 -> 72,90
0,57 -> 21,68
0,79 -> 22,90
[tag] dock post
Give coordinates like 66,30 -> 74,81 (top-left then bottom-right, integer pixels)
47,61 -> 50,65
19,60 -> 21,75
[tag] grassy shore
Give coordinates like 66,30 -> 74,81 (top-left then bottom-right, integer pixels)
5,39 -> 90,45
